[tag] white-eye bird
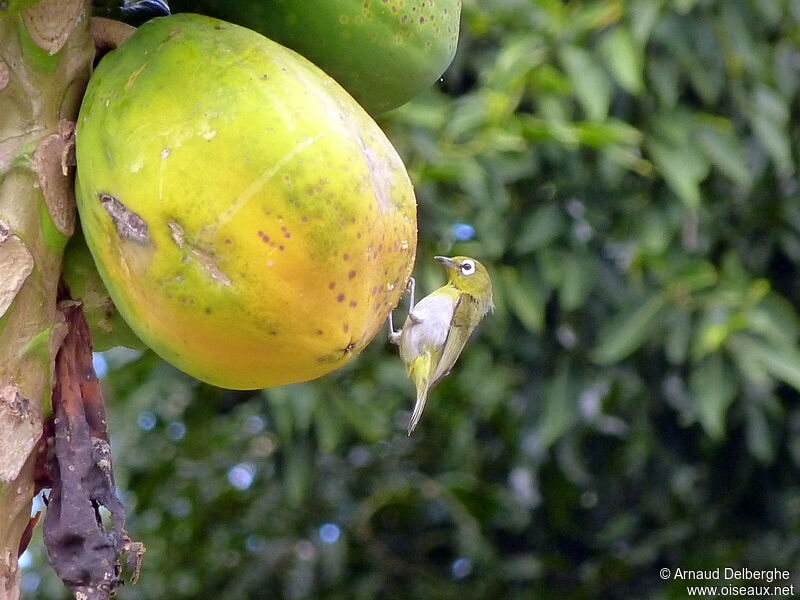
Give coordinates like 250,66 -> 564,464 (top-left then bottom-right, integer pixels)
389,256 -> 494,434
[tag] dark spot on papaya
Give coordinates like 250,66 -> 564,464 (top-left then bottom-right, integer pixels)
337,294 -> 345,302
349,300 -> 357,308
316,329 -> 324,335
329,282 -> 336,289
343,324 -> 349,333
349,270 -> 357,279
99,193 -> 149,244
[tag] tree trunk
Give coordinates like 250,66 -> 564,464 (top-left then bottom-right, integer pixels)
0,2 -> 93,598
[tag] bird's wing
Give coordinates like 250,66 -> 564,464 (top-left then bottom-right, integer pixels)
430,294 -> 479,388
407,350 -> 435,434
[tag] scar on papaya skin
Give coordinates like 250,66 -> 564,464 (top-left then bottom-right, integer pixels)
167,219 -> 232,286
99,193 -> 149,244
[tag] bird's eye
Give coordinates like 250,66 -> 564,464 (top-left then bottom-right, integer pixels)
460,260 -> 475,275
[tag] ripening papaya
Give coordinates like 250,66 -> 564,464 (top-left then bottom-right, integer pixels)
75,14 -> 417,389
169,0 -> 462,115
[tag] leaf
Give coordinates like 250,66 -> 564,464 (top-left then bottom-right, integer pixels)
748,85 -> 793,176
599,25 -> 644,94
747,293 -> 800,347
283,440 -> 312,505
574,118 -> 643,147
513,202 -> 564,254
501,267 -> 545,333
593,293 -> 668,363
647,55 -> 680,109
729,334 -> 800,393
745,402 -> 775,464
647,135 -> 710,209
628,0 -> 663,43
486,33 -> 547,92
559,252 -> 595,311
537,360 -> 579,451
664,308 -> 691,365
748,339 -> 800,392
689,354 -> 737,440
559,45 -> 613,121
695,121 -> 752,189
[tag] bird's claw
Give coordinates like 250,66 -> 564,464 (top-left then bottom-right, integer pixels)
387,276 -> 417,344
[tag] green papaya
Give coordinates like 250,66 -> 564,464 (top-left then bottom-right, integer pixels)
75,14 -> 417,389
169,0 -> 462,115
62,229 -> 147,352
0,0 -> 42,16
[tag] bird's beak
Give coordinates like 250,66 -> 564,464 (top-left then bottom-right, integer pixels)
434,256 -> 457,270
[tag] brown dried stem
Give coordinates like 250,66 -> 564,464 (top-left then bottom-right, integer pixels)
43,303 -> 143,600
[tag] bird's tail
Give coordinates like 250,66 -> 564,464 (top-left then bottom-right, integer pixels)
407,352 -> 432,435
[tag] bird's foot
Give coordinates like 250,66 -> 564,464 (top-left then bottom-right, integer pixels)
387,312 -> 401,345
406,277 -> 416,312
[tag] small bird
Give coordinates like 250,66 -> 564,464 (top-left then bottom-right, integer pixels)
389,256 -> 494,434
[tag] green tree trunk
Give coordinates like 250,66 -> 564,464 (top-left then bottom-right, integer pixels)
0,1 -> 93,598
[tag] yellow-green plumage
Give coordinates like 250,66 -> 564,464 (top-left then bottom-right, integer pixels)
392,256 -> 493,434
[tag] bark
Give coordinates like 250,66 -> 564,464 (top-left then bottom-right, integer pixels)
0,2 -> 93,599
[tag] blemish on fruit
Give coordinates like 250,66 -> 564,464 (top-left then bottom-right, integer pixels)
99,193 -> 149,244
349,270 -> 357,279
167,219 -> 231,286
337,294 -> 345,302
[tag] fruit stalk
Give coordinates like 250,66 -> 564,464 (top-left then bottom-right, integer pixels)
0,1 -> 93,598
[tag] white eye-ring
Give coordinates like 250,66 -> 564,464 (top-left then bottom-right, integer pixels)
460,259 -> 476,275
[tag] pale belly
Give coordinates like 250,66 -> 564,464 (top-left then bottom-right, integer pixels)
399,293 -> 455,363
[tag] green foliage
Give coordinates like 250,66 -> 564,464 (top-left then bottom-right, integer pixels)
24,0 -> 800,598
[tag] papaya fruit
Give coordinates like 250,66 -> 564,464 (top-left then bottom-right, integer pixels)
0,0 -> 41,16
75,14 -> 417,389
62,228 -> 146,352
169,0 -> 462,115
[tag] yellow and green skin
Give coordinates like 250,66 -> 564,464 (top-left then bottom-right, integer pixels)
389,256 -> 494,434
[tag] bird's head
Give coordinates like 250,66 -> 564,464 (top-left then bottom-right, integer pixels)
435,256 -> 494,310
